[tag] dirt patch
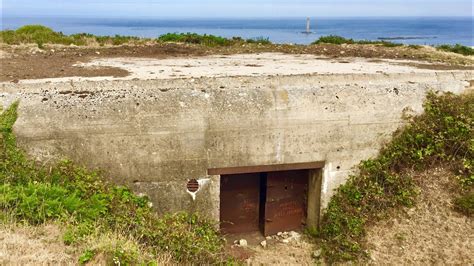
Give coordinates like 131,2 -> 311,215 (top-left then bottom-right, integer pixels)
0,43 -> 203,82
224,231 -> 316,265
245,239 -> 315,265
1,42 -> 472,82
366,168 -> 474,265
0,224 -> 76,265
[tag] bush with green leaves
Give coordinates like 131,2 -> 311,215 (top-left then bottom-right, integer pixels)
318,91 -> 474,263
0,102 -> 228,264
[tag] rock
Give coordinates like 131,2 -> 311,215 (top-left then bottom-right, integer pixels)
238,239 -> 247,247
312,249 -> 322,258
289,231 -> 300,238
277,232 -> 283,236
265,236 -> 272,240
340,50 -> 346,55
95,51 -> 101,55
260,240 -> 267,248
282,239 -> 290,244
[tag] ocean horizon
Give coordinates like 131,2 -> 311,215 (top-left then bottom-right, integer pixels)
2,16 -> 473,46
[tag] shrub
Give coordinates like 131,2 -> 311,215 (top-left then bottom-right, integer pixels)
318,91 -> 474,263
437,44 -> 474,56
246,37 -> 272,45
312,35 -> 403,47
313,35 -> 355,45
0,25 -> 146,46
0,102 -> 228,264
158,32 -> 232,46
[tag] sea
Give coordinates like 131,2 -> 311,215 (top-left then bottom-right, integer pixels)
1,17 -> 473,46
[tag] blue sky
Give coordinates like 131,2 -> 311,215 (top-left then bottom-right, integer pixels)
2,0 -> 473,18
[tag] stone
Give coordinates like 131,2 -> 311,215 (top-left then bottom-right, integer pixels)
265,236 -> 272,240
282,239 -> 290,244
238,239 -> 247,247
260,240 -> 267,248
288,231 -> 301,242
312,249 -> 322,258
277,232 -> 283,236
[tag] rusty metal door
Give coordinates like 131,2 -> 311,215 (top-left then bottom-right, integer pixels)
220,173 -> 261,234
263,170 -> 308,236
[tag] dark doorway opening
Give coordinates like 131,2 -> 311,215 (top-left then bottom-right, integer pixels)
219,169 -> 311,236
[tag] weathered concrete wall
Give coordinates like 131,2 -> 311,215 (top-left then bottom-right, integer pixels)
1,72 -> 472,220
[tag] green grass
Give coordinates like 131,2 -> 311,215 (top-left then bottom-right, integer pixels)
317,91 -> 474,263
0,102 -> 230,264
312,35 -> 404,47
437,44 -> 474,56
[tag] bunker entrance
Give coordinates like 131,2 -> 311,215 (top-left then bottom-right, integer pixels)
213,163 -> 323,236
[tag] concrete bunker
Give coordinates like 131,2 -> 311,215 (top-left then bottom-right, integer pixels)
1,71 -> 471,234
209,162 -> 323,236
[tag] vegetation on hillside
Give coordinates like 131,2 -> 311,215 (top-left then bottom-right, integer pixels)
0,102 -> 230,264
316,91 -> 474,263
2,25 -> 472,59
437,44 -> 474,56
0,25 -> 143,47
0,25 -> 272,48
155,33 -> 271,46
312,35 -> 403,47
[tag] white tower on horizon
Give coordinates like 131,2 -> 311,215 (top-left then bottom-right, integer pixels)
306,17 -> 311,34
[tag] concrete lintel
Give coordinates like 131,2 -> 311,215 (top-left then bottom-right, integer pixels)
208,161 -> 325,175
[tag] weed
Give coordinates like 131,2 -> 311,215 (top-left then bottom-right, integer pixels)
318,91 -> 474,263
78,249 -> 96,264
